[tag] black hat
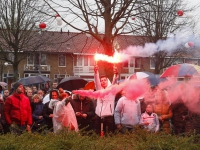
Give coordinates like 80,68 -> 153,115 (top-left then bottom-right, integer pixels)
13,82 -> 23,90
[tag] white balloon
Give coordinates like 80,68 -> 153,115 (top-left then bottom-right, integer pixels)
185,42 -> 190,48
56,17 -> 62,22
86,33 -> 91,37
57,21 -> 62,26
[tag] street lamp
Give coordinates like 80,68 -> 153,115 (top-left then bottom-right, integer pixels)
4,62 -> 8,66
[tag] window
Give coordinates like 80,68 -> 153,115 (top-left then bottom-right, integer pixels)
54,74 -> 70,83
24,73 -> 49,78
123,57 -> 133,68
150,58 -> 155,69
123,61 -> 128,68
84,56 -> 88,66
89,56 -> 94,66
130,57 -> 134,67
34,53 -> 40,65
8,53 -> 14,61
27,53 -> 46,65
135,58 -> 141,69
185,58 -> 198,65
27,53 -> 34,65
173,58 -> 184,65
75,55 -> 95,67
122,57 -> 141,68
77,56 -> 83,66
3,73 -> 20,83
58,54 -> 66,67
7,53 -> 14,65
41,54 -> 47,65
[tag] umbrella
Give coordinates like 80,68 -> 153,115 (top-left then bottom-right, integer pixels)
128,72 -> 150,80
18,75 -> 51,86
160,63 -> 200,78
155,74 -> 168,83
56,76 -> 88,91
83,81 -> 95,90
0,82 -> 7,87
128,71 -> 160,86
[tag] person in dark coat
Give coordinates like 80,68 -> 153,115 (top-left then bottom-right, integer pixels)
42,90 -> 58,132
171,96 -> 188,135
0,94 -> 8,134
184,89 -> 200,135
70,90 -> 95,132
42,101 -> 53,132
184,110 -> 200,135
180,86 -> 200,135
31,94 -> 45,132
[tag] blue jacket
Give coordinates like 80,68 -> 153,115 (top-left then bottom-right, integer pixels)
32,101 -> 44,122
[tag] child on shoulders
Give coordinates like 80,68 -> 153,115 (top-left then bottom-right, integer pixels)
140,104 -> 159,132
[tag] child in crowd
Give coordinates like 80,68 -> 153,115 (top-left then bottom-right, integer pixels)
140,104 -> 159,132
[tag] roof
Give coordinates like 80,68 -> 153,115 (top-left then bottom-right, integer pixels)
1,30 -> 200,56
33,31 -> 147,54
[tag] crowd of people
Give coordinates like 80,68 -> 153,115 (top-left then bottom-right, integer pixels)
0,65 -> 200,136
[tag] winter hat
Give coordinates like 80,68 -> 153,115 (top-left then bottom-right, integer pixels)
13,82 -> 23,90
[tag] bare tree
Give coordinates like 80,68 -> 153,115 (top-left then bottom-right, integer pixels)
126,0 -> 200,74
43,0 -> 154,79
43,0 -> 200,77
0,0 -> 54,81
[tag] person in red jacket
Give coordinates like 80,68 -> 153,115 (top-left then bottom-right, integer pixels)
4,82 -> 32,134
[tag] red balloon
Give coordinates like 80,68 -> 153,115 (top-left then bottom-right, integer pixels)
39,22 -> 46,29
177,10 -> 184,16
188,42 -> 194,47
55,14 -> 60,17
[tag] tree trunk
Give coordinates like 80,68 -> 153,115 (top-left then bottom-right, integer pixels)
12,62 -> 19,82
103,62 -> 114,81
101,37 -> 115,81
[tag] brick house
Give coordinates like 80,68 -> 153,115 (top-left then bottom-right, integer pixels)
1,31 -> 199,89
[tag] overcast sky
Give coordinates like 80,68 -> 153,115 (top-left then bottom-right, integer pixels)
185,0 -> 200,34
52,0 -> 200,35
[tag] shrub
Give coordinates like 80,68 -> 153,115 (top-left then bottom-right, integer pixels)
0,128 -> 199,150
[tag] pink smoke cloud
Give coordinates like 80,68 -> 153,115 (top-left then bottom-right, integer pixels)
156,78 -> 200,113
73,79 -> 150,100
74,76 -> 200,114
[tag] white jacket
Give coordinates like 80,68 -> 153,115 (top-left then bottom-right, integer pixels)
94,71 -> 118,117
139,111 -> 159,132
